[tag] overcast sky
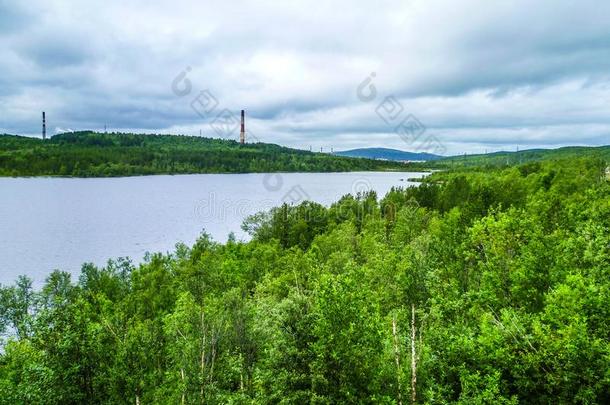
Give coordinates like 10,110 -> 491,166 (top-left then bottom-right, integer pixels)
1,0 -> 609,155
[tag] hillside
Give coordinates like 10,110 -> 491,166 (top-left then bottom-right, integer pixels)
433,144 -> 610,168
0,132 -> 407,177
335,147 -> 442,161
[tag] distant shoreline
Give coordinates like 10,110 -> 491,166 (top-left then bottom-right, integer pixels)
0,169 -> 432,180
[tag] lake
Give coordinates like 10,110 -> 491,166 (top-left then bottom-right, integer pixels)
0,171 -> 427,286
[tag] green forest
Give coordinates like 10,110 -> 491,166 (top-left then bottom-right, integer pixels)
429,145 -> 610,169
0,132 -> 404,176
1,156 -> 609,403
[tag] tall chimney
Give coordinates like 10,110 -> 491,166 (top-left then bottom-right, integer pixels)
42,112 -> 46,140
240,110 -> 245,144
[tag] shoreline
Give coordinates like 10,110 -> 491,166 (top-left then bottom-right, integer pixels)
0,168 -> 433,180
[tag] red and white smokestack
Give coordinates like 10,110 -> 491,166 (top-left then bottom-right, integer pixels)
240,110 -> 245,144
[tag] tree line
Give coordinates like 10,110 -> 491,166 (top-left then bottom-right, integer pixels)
0,132 -> 406,176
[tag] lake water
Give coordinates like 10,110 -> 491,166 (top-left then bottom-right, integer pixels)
0,171 -> 426,286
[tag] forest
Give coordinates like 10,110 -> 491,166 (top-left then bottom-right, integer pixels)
427,145 -> 610,169
0,156 -> 609,403
0,132 -> 405,176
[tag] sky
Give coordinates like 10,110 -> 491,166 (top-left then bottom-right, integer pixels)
1,0 -> 609,155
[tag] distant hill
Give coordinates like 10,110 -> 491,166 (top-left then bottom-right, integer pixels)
0,132 -> 407,177
433,145 -> 610,168
334,147 -> 442,161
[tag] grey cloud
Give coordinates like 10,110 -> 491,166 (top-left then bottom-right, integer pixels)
18,36 -> 92,68
0,1 -> 33,33
0,0 -> 609,154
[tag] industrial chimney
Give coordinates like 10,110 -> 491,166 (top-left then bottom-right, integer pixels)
240,110 -> 245,144
42,112 -> 46,140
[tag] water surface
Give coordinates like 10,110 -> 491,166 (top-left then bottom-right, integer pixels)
0,171 -> 426,285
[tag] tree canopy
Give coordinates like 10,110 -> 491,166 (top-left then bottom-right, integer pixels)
0,132 -> 406,177
0,156 -> 609,403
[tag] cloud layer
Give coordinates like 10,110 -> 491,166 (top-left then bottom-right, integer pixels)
1,0 -> 609,154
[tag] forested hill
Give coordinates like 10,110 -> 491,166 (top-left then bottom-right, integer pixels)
0,132 -> 406,176
431,144 -> 610,168
1,156 -> 609,403
334,147 -> 442,161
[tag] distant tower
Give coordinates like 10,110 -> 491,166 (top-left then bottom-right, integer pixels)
240,110 -> 245,144
42,112 -> 46,140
